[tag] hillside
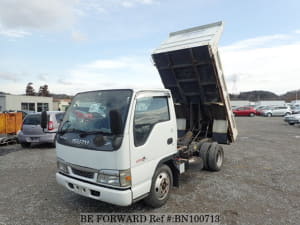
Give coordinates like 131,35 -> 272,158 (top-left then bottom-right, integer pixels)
230,90 -> 300,102
1,90 -> 299,102
0,91 -> 10,95
230,91 -> 279,101
280,90 -> 300,102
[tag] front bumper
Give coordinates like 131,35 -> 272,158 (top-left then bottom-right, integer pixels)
56,172 -> 133,206
285,119 -> 300,124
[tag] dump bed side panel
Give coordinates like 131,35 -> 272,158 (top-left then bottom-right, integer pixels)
152,22 -> 237,143
209,48 -> 238,142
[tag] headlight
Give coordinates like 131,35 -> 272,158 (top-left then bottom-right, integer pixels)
97,170 -> 120,186
57,159 -> 69,174
97,169 -> 131,187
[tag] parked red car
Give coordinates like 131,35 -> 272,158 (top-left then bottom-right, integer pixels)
233,106 -> 256,117
255,106 -> 269,116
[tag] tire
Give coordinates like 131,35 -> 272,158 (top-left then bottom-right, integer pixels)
50,135 -> 57,148
288,122 -> 295,125
207,143 -> 224,171
285,112 -> 291,116
199,142 -> 211,170
249,113 -> 255,117
20,142 -> 31,148
267,113 -> 272,117
50,141 -> 56,148
144,165 -> 173,208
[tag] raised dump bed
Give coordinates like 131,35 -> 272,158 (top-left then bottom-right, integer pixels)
152,21 -> 237,144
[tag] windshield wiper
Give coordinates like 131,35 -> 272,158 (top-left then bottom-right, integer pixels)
79,130 -> 113,137
58,128 -> 85,135
59,128 -> 112,137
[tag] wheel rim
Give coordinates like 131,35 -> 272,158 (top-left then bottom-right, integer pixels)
154,171 -> 170,200
216,150 -> 223,168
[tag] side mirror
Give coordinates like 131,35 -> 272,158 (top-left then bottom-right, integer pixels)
109,110 -> 122,135
41,111 -> 48,129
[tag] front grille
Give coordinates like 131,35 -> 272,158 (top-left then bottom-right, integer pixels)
71,167 -> 94,179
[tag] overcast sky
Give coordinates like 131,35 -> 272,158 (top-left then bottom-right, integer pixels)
1,0 -> 300,95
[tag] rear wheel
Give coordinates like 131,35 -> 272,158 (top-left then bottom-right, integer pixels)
20,142 -> 31,148
144,165 -> 172,208
207,144 -> 224,171
199,142 -> 211,170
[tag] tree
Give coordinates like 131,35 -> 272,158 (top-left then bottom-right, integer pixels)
38,84 -> 50,96
25,82 -> 35,96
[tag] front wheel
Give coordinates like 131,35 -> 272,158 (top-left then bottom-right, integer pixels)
50,141 -> 56,148
266,113 -> 272,117
50,136 -> 57,148
144,165 -> 173,208
20,142 -> 31,148
249,113 -> 255,117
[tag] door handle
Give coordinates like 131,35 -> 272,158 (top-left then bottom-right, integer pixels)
167,138 -> 173,145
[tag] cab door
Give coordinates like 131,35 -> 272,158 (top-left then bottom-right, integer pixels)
129,91 -> 177,200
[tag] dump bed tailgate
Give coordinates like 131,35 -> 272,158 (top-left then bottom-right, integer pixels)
152,21 -> 237,143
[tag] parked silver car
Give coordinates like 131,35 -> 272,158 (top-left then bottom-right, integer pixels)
284,113 -> 300,125
263,106 -> 292,117
291,106 -> 300,114
18,111 -> 64,147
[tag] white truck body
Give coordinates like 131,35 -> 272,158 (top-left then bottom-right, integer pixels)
54,22 -> 237,207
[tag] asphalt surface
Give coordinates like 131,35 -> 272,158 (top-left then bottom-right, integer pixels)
0,117 -> 299,225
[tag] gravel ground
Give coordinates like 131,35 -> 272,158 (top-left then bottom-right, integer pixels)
0,117 -> 299,225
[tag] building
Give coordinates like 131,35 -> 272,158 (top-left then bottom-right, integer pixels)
230,100 -> 253,108
53,98 -> 71,111
255,100 -> 286,107
0,94 -> 53,112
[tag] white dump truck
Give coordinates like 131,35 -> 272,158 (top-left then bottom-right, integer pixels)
41,21 -> 237,208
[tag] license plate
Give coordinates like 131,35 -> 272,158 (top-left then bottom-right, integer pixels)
30,137 -> 40,142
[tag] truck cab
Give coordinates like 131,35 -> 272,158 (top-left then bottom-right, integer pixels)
55,89 -> 178,207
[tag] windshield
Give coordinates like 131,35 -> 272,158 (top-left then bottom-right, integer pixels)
23,114 -> 41,125
57,90 -> 132,151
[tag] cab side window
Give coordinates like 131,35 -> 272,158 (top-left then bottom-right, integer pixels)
134,96 -> 170,147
